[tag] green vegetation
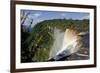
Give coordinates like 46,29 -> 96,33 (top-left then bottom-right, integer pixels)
21,19 -> 89,62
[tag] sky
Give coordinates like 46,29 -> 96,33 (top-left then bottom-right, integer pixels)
21,9 -> 90,28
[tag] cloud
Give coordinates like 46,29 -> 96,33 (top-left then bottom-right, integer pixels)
28,12 -> 42,19
81,15 -> 89,20
34,12 -> 42,17
61,13 -> 66,16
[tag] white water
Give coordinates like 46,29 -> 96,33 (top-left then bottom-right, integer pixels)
49,28 -> 65,59
49,28 -> 81,59
56,29 -> 80,55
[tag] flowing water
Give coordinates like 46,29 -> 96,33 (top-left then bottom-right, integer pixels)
49,28 -> 65,59
49,28 -> 82,59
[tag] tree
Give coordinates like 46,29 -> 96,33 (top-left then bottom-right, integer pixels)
21,10 -> 34,62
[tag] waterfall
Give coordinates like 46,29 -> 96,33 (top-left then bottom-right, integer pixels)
49,28 -> 81,60
49,28 -> 65,59
56,29 -> 80,55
